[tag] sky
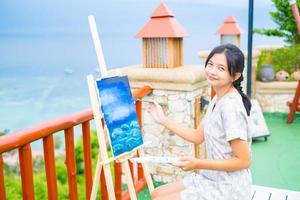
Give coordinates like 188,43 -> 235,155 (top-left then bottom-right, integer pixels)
0,0 -> 286,72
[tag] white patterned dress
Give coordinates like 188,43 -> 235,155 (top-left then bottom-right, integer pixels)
180,92 -> 252,200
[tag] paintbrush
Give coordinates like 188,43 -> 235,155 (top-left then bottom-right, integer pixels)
133,98 -> 155,103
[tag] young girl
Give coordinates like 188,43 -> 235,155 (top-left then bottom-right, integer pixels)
148,44 -> 252,200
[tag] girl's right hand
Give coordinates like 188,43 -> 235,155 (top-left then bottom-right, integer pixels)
147,101 -> 167,125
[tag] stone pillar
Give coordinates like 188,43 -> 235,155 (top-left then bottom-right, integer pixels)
115,64 -> 208,183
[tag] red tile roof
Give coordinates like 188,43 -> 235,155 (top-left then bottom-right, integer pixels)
151,2 -> 174,18
216,15 -> 243,35
136,2 -> 189,38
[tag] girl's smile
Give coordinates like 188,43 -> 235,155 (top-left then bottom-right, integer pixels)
206,74 -> 218,81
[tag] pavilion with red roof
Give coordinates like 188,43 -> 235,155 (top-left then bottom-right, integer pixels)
136,2 -> 189,68
216,15 -> 243,47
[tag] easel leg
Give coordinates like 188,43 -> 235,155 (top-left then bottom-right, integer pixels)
122,160 -> 138,200
102,164 -> 116,200
90,155 -> 102,200
137,149 -> 154,193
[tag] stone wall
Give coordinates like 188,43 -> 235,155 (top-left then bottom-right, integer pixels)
255,81 -> 298,112
142,88 -> 207,182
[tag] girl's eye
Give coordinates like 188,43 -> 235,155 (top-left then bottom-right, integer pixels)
207,62 -> 213,67
218,66 -> 225,71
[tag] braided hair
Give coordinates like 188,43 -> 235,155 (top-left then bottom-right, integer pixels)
205,44 -> 252,116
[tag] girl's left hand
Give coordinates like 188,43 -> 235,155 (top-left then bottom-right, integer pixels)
172,157 -> 200,171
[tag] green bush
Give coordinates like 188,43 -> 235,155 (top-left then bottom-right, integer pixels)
34,173 -> 48,199
75,130 -> 100,175
4,174 -> 22,199
56,158 -> 68,184
271,45 -> 300,74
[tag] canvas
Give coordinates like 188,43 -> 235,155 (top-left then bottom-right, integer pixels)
96,76 -> 143,157
250,99 -> 270,139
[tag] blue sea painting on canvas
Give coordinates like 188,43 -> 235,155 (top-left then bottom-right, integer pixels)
96,76 -> 143,157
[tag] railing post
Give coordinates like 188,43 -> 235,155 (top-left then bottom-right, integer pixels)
82,121 -> 93,200
100,168 -> 108,200
0,154 -> 6,200
136,100 -> 145,180
114,162 -> 122,199
64,128 -> 78,200
43,135 -> 58,200
19,144 -> 35,200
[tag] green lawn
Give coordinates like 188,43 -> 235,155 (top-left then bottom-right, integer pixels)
251,112 -> 300,191
137,112 -> 300,199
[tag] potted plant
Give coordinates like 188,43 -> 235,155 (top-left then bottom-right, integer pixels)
260,64 -> 275,81
257,50 -> 275,82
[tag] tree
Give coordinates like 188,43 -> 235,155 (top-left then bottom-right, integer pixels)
54,136 -> 63,150
254,0 -> 300,45
75,131 -> 99,174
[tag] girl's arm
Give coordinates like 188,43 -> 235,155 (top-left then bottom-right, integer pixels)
163,117 -> 204,144
177,139 -> 251,171
147,102 -> 204,144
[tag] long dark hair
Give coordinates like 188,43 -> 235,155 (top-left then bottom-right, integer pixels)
205,44 -> 252,116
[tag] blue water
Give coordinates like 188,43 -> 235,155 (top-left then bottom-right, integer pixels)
0,1 -> 286,149
110,121 -> 143,157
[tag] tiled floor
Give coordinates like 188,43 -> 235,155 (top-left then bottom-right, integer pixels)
251,185 -> 300,200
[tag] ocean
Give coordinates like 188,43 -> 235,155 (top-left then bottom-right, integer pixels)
0,0 -> 286,148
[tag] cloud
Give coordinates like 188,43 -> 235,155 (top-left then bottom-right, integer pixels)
171,0 -> 271,8
123,0 -> 272,8
99,88 -> 118,106
107,105 -> 132,123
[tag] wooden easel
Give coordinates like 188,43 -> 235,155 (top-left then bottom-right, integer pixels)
287,80 -> 300,123
194,96 -> 208,174
87,15 -> 154,200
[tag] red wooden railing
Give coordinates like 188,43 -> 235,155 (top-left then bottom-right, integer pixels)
0,86 -> 152,200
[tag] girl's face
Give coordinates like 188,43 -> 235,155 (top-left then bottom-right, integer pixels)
205,53 -> 234,89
